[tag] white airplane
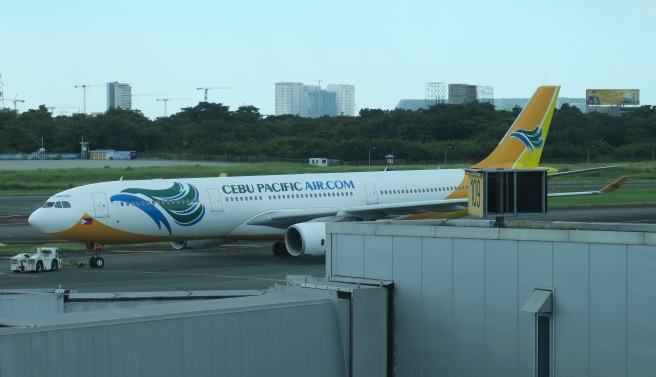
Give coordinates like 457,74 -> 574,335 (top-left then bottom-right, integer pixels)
28,86 -> 626,268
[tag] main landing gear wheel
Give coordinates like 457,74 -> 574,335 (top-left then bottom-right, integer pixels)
272,241 -> 290,256
89,256 -> 105,269
87,243 -> 105,269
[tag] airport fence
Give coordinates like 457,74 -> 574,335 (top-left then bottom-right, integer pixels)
138,154 -> 641,166
1,153 -> 649,166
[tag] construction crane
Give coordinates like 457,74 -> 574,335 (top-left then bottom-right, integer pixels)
156,98 -> 191,117
195,87 -> 236,102
132,93 -> 165,109
74,84 -> 102,114
10,95 -> 25,111
133,93 -> 165,99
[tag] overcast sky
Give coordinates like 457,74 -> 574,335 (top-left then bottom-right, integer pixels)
2,0 -> 654,119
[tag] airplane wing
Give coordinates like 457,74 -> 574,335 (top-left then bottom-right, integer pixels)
247,208 -> 339,228
344,199 -> 467,216
245,199 -> 469,229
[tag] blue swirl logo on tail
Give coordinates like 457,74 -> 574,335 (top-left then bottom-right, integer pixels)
510,124 -> 544,153
110,182 -> 205,236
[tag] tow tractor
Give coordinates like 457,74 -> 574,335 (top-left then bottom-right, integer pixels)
10,247 -> 64,273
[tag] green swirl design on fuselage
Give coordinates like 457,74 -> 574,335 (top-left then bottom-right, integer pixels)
121,182 -> 205,226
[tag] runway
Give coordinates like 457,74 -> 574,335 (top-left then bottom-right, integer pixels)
1,195 -> 655,294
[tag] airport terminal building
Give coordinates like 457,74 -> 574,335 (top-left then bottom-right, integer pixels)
1,219 -> 655,376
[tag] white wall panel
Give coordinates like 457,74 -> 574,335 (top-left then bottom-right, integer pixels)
391,236 -> 423,376
553,242 -> 589,376
452,238 -> 485,377
590,243 -> 627,377
627,245 -> 656,376
332,234 -> 364,278
364,235 -> 394,280
421,237 -> 454,373
484,240 -> 519,377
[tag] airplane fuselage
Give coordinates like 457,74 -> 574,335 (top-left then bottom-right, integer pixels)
28,169 -> 469,245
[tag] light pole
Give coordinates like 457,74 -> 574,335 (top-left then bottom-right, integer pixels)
444,146 -> 452,165
368,146 -> 376,166
587,145 -> 594,163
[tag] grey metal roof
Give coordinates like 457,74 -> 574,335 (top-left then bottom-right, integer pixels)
0,288 -> 332,331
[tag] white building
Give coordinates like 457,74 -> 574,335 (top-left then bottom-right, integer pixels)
107,82 -> 132,110
274,82 -> 304,116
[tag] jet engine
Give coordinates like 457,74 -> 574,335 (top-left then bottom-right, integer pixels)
170,239 -> 235,250
284,222 -> 327,257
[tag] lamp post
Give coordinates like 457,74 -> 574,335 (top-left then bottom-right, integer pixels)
444,146 -> 452,165
587,145 -> 594,163
368,146 -> 376,166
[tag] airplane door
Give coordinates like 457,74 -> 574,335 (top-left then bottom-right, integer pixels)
91,192 -> 109,218
363,181 -> 379,205
206,188 -> 224,212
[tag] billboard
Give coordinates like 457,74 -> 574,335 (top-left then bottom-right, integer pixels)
586,89 -> 640,105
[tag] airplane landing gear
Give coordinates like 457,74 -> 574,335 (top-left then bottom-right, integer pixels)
87,243 -> 105,269
89,256 -> 105,268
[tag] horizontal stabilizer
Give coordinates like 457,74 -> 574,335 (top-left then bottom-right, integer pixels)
549,176 -> 629,197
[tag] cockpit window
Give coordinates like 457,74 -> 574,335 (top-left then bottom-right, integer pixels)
42,201 -> 71,209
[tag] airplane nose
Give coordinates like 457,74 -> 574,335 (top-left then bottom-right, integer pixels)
28,209 -> 46,232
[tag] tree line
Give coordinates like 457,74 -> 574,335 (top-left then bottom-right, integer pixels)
1,101 -> 655,163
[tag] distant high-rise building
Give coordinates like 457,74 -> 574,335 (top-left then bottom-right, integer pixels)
107,82 -> 132,110
276,82 -> 354,117
303,85 -> 337,117
275,82 -> 304,116
326,84 -> 355,116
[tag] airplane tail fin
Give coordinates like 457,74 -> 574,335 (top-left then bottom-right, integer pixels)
471,86 -> 560,169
